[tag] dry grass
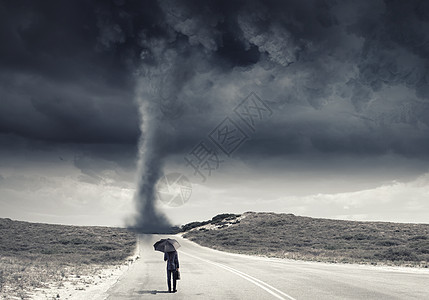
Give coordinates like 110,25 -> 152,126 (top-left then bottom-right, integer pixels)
183,212 -> 429,268
0,218 -> 136,299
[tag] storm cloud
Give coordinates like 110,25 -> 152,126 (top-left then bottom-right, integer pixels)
1,0 -> 429,226
2,0 -> 429,152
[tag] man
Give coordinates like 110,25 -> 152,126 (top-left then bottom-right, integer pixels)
164,250 -> 179,293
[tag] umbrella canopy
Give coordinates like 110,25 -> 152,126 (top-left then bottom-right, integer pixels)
154,238 -> 181,253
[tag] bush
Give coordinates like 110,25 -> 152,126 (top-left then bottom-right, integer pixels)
181,221 -> 210,232
409,235 -> 428,241
377,248 -> 418,261
92,244 -> 115,251
210,214 -> 240,224
0,269 -> 4,291
376,240 -> 399,246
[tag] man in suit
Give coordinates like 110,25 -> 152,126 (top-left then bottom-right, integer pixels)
164,250 -> 179,293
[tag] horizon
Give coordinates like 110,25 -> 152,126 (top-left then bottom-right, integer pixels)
2,210 -> 429,229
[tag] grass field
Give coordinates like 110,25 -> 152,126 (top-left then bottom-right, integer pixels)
183,212 -> 429,268
0,218 -> 136,299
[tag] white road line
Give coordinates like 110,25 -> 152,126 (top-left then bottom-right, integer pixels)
180,251 -> 297,300
218,262 -> 297,299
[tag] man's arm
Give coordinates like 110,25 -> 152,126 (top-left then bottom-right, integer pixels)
164,252 -> 168,261
175,253 -> 179,269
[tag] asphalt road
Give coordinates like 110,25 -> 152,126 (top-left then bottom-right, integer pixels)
106,234 -> 429,299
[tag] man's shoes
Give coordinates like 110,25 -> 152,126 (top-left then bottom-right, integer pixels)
173,289 -> 177,293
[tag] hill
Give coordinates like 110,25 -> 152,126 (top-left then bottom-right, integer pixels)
182,212 -> 429,268
0,218 -> 136,299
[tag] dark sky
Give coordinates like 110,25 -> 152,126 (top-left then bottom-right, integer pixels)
1,0 -> 429,226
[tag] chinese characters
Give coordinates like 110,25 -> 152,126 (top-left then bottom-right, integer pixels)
184,92 -> 273,182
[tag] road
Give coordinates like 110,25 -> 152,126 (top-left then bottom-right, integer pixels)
106,234 -> 429,299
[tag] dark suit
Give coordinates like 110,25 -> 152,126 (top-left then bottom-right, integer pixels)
164,251 -> 179,292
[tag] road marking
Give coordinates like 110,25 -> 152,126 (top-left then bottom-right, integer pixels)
181,251 -> 297,300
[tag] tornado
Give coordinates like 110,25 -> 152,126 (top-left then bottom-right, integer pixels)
130,39 -> 193,233
131,99 -> 173,233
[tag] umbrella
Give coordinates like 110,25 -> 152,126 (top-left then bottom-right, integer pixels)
154,238 -> 181,253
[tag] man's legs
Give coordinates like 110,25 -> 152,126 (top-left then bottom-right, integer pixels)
167,270 -> 172,292
173,270 -> 177,292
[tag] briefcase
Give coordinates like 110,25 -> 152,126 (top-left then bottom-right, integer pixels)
175,270 -> 181,280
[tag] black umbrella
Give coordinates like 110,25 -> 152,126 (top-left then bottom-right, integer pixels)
154,238 -> 181,253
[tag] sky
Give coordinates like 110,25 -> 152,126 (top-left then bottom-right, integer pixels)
1,0 -> 429,227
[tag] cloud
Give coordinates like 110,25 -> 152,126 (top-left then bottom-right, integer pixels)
278,173 -> 429,223
1,0 -> 429,158
168,165 -> 429,224
0,0 -> 140,144
0,141 -> 136,226
0,175 -> 135,226
1,0 -> 429,225
237,6 -> 298,66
